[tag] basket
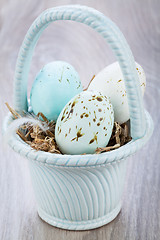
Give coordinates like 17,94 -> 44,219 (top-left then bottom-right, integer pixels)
3,5 -> 154,230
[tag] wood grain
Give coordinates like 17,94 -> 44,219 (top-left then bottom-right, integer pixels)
0,0 -> 160,239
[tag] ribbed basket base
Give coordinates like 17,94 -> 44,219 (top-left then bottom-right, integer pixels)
38,202 -> 121,230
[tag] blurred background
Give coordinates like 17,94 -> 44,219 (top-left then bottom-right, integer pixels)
0,0 -> 160,239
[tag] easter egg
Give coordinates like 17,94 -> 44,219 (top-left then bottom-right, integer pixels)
55,91 -> 114,155
88,62 -> 146,124
30,61 -> 83,121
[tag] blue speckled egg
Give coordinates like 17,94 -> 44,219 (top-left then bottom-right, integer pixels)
30,61 -> 83,121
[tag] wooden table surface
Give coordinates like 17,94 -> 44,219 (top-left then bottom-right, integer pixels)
0,0 -> 160,239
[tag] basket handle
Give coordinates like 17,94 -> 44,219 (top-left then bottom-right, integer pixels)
13,5 -> 146,140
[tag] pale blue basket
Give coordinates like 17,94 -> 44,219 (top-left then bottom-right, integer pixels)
3,5 -> 154,230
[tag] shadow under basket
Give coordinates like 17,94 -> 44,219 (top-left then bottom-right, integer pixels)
3,5 -> 154,230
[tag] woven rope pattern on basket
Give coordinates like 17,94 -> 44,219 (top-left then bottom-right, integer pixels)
14,5 -> 145,140
28,155 -> 126,230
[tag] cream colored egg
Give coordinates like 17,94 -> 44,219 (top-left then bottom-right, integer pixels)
88,62 -> 146,124
55,91 -> 114,155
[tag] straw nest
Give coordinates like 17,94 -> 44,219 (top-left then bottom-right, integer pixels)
5,102 -> 131,155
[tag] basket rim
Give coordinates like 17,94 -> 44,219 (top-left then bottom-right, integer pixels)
3,110 -> 153,167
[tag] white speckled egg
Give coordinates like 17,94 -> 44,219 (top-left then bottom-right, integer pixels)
88,62 -> 146,124
55,91 -> 114,155
30,61 -> 82,121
